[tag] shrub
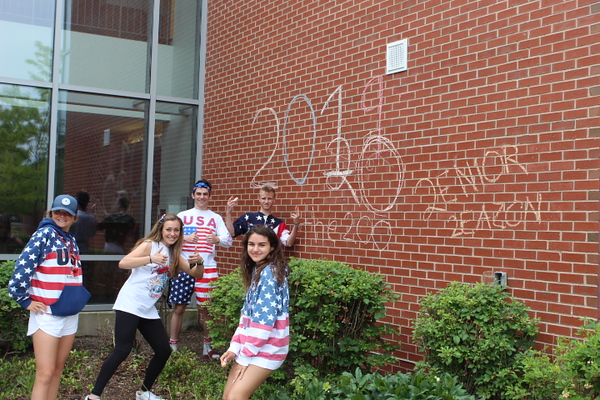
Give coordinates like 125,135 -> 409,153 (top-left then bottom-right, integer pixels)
502,350 -> 562,400
159,348 -> 227,398
61,349 -> 96,394
0,354 -> 35,398
282,366 -> 475,400
0,260 -> 30,355
505,320 -> 600,400
413,282 -> 539,399
158,348 -> 284,399
203,269 -> 246,350
206,257 -> 400,377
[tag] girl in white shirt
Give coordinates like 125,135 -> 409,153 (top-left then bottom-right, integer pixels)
85,213 -> 204,400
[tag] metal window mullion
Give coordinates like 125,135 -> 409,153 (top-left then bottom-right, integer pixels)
196,0 -> 209,180
47,0 -> 66,207
144,0 -> 162,236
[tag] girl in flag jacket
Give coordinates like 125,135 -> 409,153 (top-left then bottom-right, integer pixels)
8,194 -> 88,400
220,225 -> 290,400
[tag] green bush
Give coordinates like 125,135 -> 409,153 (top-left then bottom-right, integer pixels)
502,350 -> 562,400
0,260 -> 30,354
0,354 -> 35,398
413,282 -> 539,399
159,348 -> 227,398
61,349 -> 96,394
204,269 -> 246,350
206,257 -> 400,377
282,366 -> 475,400
159,348 -> 284,399
505,321 -> 600,400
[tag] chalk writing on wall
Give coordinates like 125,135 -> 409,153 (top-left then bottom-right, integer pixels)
414,145 -> 542,237
322,77 -> 405,213
297,206 -> 393,250
248,75 -> 404,250
247,75 -> 543,248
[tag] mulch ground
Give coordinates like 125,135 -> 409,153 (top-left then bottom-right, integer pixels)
53,328 -> 210,400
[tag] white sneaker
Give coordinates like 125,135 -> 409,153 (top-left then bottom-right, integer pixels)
169,342 -> 178,351
84,396 -> 100,400
202,342 -> 220,359
136,390 -> 166,400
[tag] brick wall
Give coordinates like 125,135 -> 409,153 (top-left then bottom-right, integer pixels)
202,0 -> 600,369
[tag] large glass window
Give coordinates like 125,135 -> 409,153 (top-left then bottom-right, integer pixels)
55,91 -> 147,255
0,0 -> 55,81
0,83 -> 51,253
156,0 -> 200,98
0,0 -> 204,306
152,101 -> 197,217
60,0 -> 152,92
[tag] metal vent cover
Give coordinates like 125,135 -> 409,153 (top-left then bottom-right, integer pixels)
386,39 -> 408,74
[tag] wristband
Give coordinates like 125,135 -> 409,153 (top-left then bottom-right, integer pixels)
149,255 -> 152,264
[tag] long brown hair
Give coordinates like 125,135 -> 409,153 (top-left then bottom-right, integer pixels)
240,225 -> 287,289
133,213 -> 185,277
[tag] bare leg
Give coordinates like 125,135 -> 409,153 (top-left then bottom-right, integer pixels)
169,303 -> 188,341
222,362 -> 273,400
198,306 -> 210,336
31,330 -> 75,400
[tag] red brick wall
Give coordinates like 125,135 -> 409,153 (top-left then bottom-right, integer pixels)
202,0 -> 600,369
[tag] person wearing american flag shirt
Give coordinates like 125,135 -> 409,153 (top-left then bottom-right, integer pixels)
225,185 -> 301,247
168,179 -> 232,359
220,225 -> 290,400
8,194 -> 88,400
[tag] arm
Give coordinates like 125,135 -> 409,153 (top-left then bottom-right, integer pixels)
207,214 -> 234,248
225,196 -> 238,237
178,255 -> 204,279
7,232 -> 47,310
238,267 -> 281,358
8,228 -> 55,314
118,241 -> 156,270
282,207 -> 301,247
183,231 -> 197,243
222,314 -> 244,366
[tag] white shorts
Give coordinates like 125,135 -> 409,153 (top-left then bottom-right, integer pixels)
27,311 -> 79,338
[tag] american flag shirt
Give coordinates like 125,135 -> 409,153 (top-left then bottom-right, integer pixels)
8,218 -> 83,312
227,264 -> 290,370
232,212 -> 291,245
176,208 -> 232,299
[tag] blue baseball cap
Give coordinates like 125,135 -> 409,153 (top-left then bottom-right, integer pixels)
51,195 -> 78,216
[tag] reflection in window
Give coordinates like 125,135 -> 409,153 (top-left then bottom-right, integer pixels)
81,259 -> 130,304
0,84 -> 51,252
61,0 -> 152,92
156,0 -> 200,98
56,91 -> 148,255
0,0 -> 55,81
70,0 -> 147,42
153,101 -> 197,218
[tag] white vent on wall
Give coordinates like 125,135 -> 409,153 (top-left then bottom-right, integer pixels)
386,39 -> 408,75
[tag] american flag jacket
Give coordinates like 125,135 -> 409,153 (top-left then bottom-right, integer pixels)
227,264 -> 290,370
231,212 -> 291,245
8,218 -> 83,312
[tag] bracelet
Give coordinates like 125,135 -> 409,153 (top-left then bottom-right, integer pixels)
149,255 -> 152,264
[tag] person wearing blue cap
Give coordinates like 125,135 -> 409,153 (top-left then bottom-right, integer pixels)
7,194 -> 90,400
